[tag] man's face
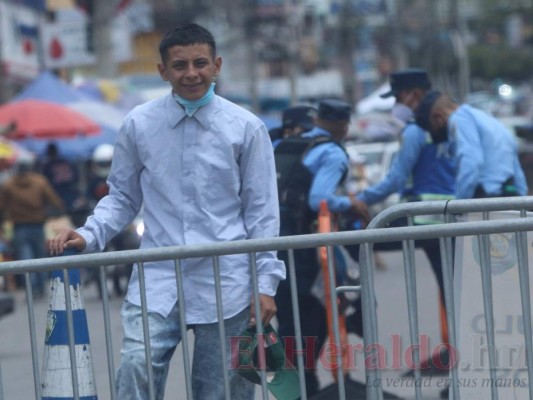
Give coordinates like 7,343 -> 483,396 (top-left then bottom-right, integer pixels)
158,43 -> 221,101
331,120 -> 350,142
396,88 -> 425,111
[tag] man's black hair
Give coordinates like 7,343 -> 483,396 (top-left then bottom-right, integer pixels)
415,90 -> 442,132
159,23 -> 216,63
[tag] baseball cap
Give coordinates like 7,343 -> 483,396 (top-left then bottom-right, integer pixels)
380,69 -> 432,98
318,99 -> 352,122
282,105 -> 317,131
235,324 -> 301,400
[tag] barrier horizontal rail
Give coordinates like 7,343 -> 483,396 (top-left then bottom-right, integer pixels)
367,196 -> 533,229
2,216 -> 533,274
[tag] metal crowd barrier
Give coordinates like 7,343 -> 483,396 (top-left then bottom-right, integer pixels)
361,196 -> 533,400
0,196 -> 532,399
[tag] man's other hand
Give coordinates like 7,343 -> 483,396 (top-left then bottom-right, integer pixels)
48,229 -> 86,256
249,294 -> 277,327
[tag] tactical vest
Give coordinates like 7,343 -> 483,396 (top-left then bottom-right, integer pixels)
274,135 -> 346,236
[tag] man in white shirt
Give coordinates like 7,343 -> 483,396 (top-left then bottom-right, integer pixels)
49,23 -> 285,400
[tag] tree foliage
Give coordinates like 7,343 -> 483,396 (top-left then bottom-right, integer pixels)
469,44 -> 533,82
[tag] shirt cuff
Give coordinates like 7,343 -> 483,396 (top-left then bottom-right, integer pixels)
330,196 -> 352,212
257,265 -> 285,296
75,228 -> 99,253
356,192 -> 368,203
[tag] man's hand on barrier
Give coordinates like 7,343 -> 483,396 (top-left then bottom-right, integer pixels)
48,229 -> 87,256
249,294 -> 277,327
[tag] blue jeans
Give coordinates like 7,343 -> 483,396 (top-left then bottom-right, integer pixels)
12,223 -> 47,295
116,301 -> 256,400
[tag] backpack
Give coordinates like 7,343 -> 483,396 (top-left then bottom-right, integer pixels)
274,135 -> 343,236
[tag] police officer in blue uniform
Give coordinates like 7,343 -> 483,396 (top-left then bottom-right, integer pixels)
352,69 -> 456,301
274,99 -> 369,396
357,69 -> 456,207
270,105 -> 317,148
415,90 -> 528,198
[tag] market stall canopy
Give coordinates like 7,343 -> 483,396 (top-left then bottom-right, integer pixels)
12,71 -> 124,160
0,99 -> 101,140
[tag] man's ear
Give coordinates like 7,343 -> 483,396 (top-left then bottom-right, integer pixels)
157,63 -> 168,81
214,56 -> 222,77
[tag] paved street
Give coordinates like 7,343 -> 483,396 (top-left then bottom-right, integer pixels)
0,249 -> 446,399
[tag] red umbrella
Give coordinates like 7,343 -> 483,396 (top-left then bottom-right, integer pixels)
0,99 -> 101,140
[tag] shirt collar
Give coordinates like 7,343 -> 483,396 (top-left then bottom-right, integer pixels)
166,92 -> 216,130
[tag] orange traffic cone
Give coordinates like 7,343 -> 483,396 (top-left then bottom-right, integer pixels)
41,250 -> 98,400
317,200 -> 349,380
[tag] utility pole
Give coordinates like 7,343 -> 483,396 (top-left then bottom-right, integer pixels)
93,0 -> 117,78
285,0 -> 300,105
449,0 -> 470,101
338,0 -> 357,105
387,0 -> 408,69
244,1 -> 260,113
425,0 -> 438,77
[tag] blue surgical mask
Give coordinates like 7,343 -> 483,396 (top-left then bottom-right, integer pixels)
391,103 -> 414,124
174,82 -> 216,117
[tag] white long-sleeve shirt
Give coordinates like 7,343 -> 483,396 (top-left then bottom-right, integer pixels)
78,93 -> 285,322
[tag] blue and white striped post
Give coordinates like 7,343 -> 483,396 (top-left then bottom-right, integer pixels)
41,249 -> 97,400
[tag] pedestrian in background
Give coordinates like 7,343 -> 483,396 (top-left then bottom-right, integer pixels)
40,142 -> 83,225
0,157 -> 64,297
274,98 -> 369,396
49,23 -> 285,400
416,90 -> 528,199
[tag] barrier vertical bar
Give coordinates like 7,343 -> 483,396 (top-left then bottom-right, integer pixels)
137,261 -> 156,400
98,265 -> 117,400
401,225 -> 423,400
478,212 -> 499,400
287,248 -> 308,399
249,252 -> 269,400
212,256 -> 231,400
325,245 -> 346,400
174,259 -> 193,400
515,209 -> 533,397
0,360 -> 4,400
62,268 -> 80,400
360,242 -> 384,400
439,217 -> 460,400
24,272 -> 41,400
